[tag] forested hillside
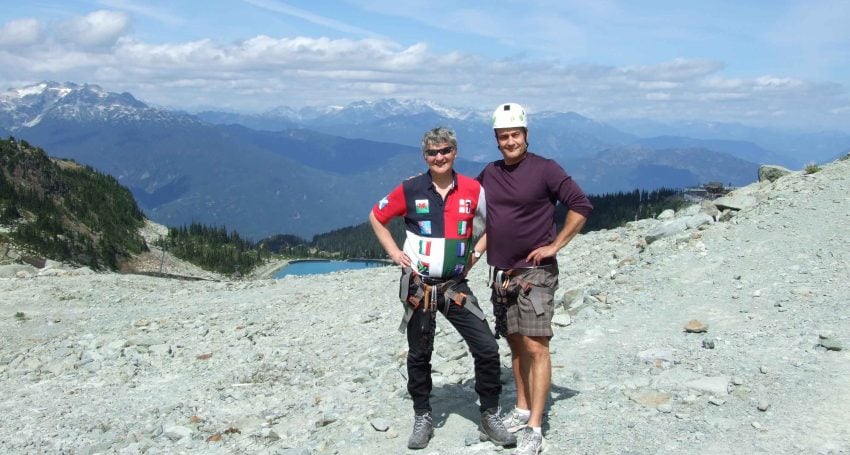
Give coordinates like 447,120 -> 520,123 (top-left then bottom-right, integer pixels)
566,188 -> 688,232
0,137 -> 147,269
157,223 -> 270,276
259,218 -> 405,259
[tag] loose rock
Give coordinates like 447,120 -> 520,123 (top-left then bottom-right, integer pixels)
2,157 -> 850,454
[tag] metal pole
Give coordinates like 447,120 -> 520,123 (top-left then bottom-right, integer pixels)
158,234 -> 166,274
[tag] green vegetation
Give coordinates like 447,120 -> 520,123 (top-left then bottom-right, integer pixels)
0,137 -> 147,270
157,222 -> 270,276
558,188 -> 688,232
804,162 -> 822,174
258,233 -> 310,257
259,218 -> 405,260
14,312 -> 26,321
312,218 -> 405,258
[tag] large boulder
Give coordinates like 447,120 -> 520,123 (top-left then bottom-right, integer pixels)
758,164 -> 792,183
644,214 -> 713,244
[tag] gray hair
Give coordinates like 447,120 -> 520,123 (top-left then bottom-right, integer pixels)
421,127 -> 457,154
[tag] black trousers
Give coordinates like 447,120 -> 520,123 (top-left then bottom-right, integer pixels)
406,279 -> 501,414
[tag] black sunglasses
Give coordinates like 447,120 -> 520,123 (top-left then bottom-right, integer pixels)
425,146 -> 455,157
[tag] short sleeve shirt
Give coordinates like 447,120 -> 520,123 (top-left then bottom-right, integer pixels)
372,171 -> 486,278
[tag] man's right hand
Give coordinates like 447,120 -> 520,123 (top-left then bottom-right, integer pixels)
391,250 -> 411,267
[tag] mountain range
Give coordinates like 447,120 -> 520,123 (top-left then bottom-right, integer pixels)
195,97 -> 850,167
2,81 -> 849,240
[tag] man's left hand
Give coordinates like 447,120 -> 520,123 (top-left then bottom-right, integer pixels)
526,244 -> 558,265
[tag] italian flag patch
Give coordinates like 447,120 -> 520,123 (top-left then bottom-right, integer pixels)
457,220 -> 468,235
419,240 -> 431,255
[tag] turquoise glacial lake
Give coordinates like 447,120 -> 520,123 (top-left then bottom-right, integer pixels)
274,260 -> 391,278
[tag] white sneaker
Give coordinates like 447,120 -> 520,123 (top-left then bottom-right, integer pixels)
502,408 -> 530,433
513,427 -> 545,455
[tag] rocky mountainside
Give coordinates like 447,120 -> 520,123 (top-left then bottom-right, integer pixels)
0,138 -> 148,270
2,154 -> 848,454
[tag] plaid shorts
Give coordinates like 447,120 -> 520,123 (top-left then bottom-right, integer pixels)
490,264 -> 558,338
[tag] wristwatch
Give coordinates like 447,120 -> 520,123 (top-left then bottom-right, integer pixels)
472,250 -> 482,259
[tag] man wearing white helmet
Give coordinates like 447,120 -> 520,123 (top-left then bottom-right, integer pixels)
470,103 -> 593,455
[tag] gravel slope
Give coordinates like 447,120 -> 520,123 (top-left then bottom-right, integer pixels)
1,157 -> 848,454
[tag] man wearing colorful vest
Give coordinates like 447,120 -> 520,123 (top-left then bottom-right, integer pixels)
472,103 -> 593,455
369,127 -> 516,450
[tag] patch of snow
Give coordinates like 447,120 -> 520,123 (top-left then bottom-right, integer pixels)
15,83 -> 48,98
23,114 -> 44,128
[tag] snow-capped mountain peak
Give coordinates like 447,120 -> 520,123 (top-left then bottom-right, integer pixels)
334,98 -> 476,121
3,81 -> 106,105
13,81 -> 71,99
249,98 -> 478,124
0,81 -> 191,130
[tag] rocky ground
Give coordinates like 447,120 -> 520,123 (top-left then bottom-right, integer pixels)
1,156 -> 848,454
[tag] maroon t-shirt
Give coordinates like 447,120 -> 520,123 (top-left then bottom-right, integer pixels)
476,152 -> 592,269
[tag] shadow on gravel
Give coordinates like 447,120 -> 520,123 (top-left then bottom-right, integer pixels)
428,381 -> 482,429
422,378 -> 581,434
550,383 -> 580,405
129,271 -> 219,281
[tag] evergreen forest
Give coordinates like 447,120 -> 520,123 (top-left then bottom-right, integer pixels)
257,218 -> 405,259
157,223 -> 270,276
0,137 -> 147,270
559,188 -> 688,232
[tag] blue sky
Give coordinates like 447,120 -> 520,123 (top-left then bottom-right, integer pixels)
1,0 -> 849,131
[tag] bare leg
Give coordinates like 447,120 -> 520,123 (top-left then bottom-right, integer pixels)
522,335 -> 551,428
507,333 -> 530,411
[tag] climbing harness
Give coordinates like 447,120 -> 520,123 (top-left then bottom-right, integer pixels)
397,267 -> 485,333
488,265 -> 555,338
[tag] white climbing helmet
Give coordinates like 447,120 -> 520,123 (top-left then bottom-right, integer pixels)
492,102 -> 527,129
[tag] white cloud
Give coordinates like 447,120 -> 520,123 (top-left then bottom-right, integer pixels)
0,18 -> 44,47
113,35 -> 424,73
366,82 -> 398,94
754,76 -> 803,89
619,58 -> 724,82
0,7 -> 847,131
55,10 -> 131,48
